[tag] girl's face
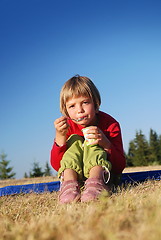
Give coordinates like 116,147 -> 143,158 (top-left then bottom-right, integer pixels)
66,95 -> 97,126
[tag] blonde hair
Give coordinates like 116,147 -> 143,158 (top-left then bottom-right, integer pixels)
60,75 -> 101,116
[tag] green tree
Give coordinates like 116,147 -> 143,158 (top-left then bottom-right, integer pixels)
127,130 -> 150,166
44,161 -> 52,176
24,172 -> 29,178
149,129 -> 160,164
126,141 -> 136,167
30,162 -> 44,177
0,152 -> 16,179
126,129 -> 161,167
158,135 -> 161,164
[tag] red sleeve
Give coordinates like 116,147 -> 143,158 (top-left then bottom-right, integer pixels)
50,141 -> 67,172
106,122 -> 126,174
50,119 -> 83,172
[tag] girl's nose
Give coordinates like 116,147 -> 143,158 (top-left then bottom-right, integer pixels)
77,105 -> 84,113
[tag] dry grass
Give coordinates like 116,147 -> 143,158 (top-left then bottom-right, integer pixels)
0,166 -> 161,240
123,165 -> 161,173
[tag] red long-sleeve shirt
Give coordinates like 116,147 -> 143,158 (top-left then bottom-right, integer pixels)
50,111 -> 126,174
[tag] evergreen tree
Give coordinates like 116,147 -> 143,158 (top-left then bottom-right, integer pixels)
126,129 -> 161,167
44,162 -> 52,176
24,172 -> 28,178
127,130 -> 150,166
135,130 -> 150,166
158,135 -> 161,164
126,141 -> 136,167
30,162 -> 44,177
0,152 -> 16,179
149,129 -> 160,164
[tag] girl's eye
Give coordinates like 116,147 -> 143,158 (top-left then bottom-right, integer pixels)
83,101 -> 89,104
69,105 -> 75,108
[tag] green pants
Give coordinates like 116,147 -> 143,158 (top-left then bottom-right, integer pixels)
58,134 -> 111,180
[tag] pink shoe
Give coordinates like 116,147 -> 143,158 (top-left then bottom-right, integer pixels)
59,180 -> 81,204
81,178 -> 110,202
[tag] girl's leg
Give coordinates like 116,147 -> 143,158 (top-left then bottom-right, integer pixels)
58,134 -> 84,180
83,143 -> 111,179
81,143 -> 111,202
58,135 -> 84,204
63,168 -> 78,181
89,165 -> 103,179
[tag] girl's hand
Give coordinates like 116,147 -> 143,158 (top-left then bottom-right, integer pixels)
84,126 -> 111,151
54,116 -> 69,135
54,116 -> 69,146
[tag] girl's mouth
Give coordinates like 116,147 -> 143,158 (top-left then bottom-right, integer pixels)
69,117 -> 87,122
75,117 -> 85,122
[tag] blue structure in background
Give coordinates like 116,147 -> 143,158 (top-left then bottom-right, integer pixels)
0,170 -> 161,196
121,170 -> 161,184
0,181 -> 60,196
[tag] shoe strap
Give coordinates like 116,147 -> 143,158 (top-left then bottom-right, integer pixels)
102,166 -> 110,184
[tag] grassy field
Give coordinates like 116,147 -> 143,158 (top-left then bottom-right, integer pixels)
0,166 -> 161,240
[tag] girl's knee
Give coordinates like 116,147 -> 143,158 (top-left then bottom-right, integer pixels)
67,134 -> 84,147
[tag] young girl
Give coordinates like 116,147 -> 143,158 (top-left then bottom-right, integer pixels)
50,75 -> 126,203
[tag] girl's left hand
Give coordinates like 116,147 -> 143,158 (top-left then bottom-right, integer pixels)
84,126 -> 111,151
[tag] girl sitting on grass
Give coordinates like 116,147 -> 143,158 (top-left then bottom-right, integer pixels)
50,75 -> 126,203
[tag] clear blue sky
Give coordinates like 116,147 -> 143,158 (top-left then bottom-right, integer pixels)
0,0 -> 161,179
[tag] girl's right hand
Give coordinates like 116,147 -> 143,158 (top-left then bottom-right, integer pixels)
54,116 -> 69,137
